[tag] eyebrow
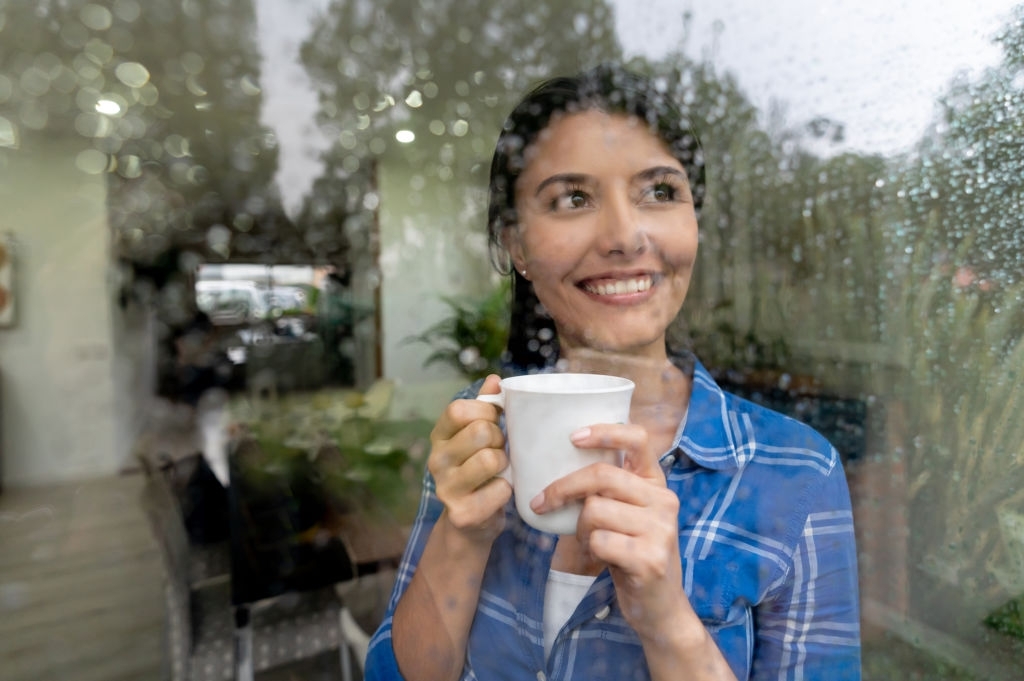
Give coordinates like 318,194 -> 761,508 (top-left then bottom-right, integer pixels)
635,166 -> 689,184
532,166 -> 688,197
533,173 -> 589,197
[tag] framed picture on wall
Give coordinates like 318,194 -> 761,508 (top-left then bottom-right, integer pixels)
0,236 -> 14,328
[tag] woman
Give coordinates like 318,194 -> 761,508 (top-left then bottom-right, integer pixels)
366,64 -> 860,681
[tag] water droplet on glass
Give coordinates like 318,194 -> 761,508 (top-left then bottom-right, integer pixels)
239,75 -> 261,96
342,155 -> 360,174
80,3 -> 113,31
112,0 -> 141,22
181,52 -> 205,75
114,61 -> 150,88
405,90 -> 423,108
75,148 -> 110,174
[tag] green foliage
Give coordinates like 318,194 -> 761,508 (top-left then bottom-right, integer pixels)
232,391 -> 431,522
907,2 -> 1024,282
893,222 -> 1024,614
404,280 -> 510,381
300,0 -> 621,171
862,636 -> 978,680
682,299 -> 791,376
645,8 -> 1024,628
985,596 -> 1024,641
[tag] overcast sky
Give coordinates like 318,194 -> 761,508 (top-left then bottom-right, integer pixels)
255,0 -> 1018,213
615,0 -> 1015,154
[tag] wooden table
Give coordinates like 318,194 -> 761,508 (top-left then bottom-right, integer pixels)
226,430 -> 422,605
297,507 -> 412,569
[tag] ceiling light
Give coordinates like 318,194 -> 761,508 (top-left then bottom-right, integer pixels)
95,99 -> 121,115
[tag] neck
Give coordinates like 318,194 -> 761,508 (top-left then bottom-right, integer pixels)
559,346 -> 692,449
560,346 -> 689,400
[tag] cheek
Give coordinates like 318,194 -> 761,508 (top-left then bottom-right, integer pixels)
520,233 -> 582,278
661,227 -> 699,268
528,263 -> 577,309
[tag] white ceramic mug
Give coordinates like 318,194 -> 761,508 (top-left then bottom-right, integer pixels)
477,373 -> 635,534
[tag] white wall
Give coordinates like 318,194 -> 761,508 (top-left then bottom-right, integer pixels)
0,139 -> 124,486
376,154 -> 500,420
0,137 -> 502,484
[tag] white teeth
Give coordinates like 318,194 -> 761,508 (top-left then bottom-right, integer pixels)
584,277 -> 652,295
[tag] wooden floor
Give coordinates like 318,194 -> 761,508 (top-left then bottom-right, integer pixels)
0,474 -> 164,681
8,472 -> 1017,681
0,473 -> 395,681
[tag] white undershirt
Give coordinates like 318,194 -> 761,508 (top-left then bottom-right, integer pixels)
543,569 -> 598,659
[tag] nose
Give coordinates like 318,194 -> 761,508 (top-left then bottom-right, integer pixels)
597,190 -> 647,256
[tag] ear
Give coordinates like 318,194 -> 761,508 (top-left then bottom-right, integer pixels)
501,225 -> 527,275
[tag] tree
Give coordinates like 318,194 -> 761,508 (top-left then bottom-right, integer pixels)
0,0 -> 294,271
887,3 -> 1024,627
299,0 -> 621,173
907,3 -> 1024,284
296,0 -> 624,348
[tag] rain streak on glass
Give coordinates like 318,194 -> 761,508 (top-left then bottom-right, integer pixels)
0,0 -> 1023,679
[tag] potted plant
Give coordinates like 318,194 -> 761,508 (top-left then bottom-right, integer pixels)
404,279 -> 511,381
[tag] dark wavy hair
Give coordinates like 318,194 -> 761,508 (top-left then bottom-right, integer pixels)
487,63 -> 706,372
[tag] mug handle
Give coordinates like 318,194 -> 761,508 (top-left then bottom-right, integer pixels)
476,392 -> 513,484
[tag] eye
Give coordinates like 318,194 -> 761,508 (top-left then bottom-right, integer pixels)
648,181 -> 678,202
549,186 -> 591,212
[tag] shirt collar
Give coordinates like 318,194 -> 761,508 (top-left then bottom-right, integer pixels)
511,350 -> 742,472
670,356 -> 743,472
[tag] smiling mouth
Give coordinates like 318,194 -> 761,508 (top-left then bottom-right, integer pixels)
580,275 -> 653,296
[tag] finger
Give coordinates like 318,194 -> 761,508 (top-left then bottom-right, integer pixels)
530,463 -> 653,514
440,418 -> 505,467
430,413 -> 501,473
576,493 -> 675,539
569,423 -> 661,478
440,447 -> 509,497
443,475 -> 513,531
432,392 -> 502,441
587,528 -> 679,583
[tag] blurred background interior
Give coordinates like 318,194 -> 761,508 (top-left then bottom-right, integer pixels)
1,0 -> 1023,679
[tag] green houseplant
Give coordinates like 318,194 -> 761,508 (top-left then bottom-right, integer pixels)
404,279 -> 511,381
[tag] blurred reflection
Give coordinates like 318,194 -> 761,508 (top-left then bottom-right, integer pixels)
0,0 -> 1023,679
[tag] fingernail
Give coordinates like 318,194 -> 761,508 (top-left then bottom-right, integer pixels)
570,427 -> 590,444
530,490 -> 545,511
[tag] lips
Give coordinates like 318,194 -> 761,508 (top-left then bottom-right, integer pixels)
580,274 -> 654,296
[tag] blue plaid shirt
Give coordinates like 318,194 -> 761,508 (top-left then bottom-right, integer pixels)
366,359 -> 861,680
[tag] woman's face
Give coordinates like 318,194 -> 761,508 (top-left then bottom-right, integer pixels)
506,109 -> 699,359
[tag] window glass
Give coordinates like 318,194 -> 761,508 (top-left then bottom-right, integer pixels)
1,0 -> 1022,678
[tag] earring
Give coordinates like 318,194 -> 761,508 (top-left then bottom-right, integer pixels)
520,269 -> 527,278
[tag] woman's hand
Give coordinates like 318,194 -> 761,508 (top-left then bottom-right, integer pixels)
427,374 -> 513,544
530,423 -> 691,641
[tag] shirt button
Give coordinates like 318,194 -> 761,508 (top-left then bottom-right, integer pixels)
536,672 -> 547,681
595,605 -> 611,620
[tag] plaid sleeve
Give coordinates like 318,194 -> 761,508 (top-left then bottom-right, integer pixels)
751,451 -> 862,681
364,466 -> 444,680
365,381 -> 483,680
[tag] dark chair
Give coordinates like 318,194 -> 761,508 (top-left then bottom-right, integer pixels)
141,474 -> 357,681
136,448 -> 231,588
